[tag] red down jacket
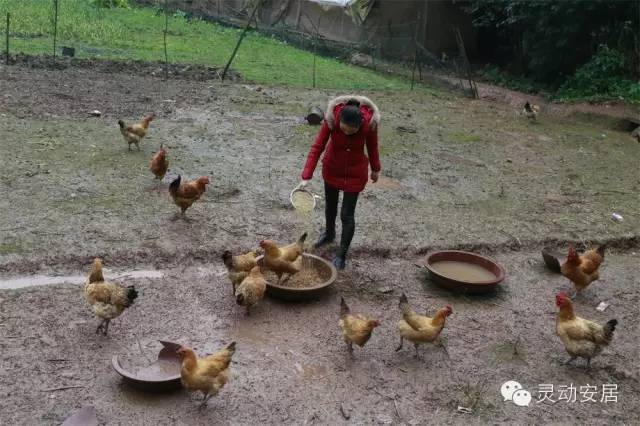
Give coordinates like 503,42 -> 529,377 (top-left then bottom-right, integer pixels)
301,95 -> 381,193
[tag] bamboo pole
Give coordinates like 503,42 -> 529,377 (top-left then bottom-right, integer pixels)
312,17 -> 321,88
52,0 -> 59,59
164,0 -> 169,80
410,14 -> 421,90
221,0 -> 262,81
5,13 -> 9,65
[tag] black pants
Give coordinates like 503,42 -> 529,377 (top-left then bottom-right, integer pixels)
324,182 -> 359,256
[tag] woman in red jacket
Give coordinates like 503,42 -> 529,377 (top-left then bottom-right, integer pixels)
299,95 -> 381,270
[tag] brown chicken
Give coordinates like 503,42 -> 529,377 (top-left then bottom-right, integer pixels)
339,297 -> 380,352
168,175 -> 210,219
150,144 -> 169,181
84,258 -> 138,335
561,244 -> 605,297
118,113 -> 155,151
259,232 -> 307,284
222,250 -> 258,295
177,341 -> 236,410
396,293 -> 452,357
235,266 -> 267,315
555,292 -> 617,367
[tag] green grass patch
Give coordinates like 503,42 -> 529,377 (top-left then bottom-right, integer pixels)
447,131 -> 482,143
0,0 -> 424,91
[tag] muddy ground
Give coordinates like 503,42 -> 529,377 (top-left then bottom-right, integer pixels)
0,61 -> 639,425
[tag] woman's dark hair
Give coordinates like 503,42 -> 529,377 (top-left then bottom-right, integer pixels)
340,99 -> 362,128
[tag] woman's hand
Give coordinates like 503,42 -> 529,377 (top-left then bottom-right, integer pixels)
298,180 -> 310,189
370,171 -> 379,183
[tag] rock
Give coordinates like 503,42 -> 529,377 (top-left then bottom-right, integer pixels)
350,52 -> 373,67
89,110 -> 101,117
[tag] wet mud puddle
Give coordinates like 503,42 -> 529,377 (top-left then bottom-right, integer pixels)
0,269 -> 165,290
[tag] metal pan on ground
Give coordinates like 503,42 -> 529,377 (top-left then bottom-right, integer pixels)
423,250 -> 505,294
257,253 -> 337,301
541,247 -> 564,273
112,341 -> 182,392
61,406 -> 98,426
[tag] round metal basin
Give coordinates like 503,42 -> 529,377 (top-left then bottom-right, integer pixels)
111,341 -> 182,392
257,253 -> 337,301
424,250 -> 505,294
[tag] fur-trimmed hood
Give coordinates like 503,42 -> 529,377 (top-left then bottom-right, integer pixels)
325,95 -> 380,131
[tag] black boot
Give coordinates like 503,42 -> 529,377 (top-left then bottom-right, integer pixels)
318,183 -> 338,249
333,192 -> 358,271
332,239 -> 349,270
314,231 -> 335,249
332,252 -> 346,270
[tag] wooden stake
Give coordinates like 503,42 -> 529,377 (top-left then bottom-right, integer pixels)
312,17 -> 321,88
163,0 -> 169,80
5,13 -> 9,65
410,13 -> 421,90
52,0 -> 59,59
221,0 -> 262,81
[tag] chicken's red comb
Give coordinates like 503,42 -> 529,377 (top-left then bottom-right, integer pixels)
556,292 -> 570,299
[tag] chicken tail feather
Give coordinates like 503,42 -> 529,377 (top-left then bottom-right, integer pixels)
298,232 -> 308,245
125,285 -> 138,307
399,293 -> 419,328
169,175 -> 181,196
340,297 -> 350,317
236,293 -> 244,306
597,244 -> 606,259
399,293 -> 408,308
222,250 -> 234,268
603,319 -> 618,342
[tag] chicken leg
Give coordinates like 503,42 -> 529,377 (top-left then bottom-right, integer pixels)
95,319 -> 106,334
437,341 -> 451,361
180,208 -> 192,223
198,394 -> 212,411
95,319 -> 110,336
395,337 -> 404,352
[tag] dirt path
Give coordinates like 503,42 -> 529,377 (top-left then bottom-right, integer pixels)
0,61 -> 639,425
436,72 -> 640,125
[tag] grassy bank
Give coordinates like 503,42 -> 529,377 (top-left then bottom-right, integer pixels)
0,0 -> 415,90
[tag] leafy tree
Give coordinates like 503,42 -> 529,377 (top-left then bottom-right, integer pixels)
464,0 -> 639,85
